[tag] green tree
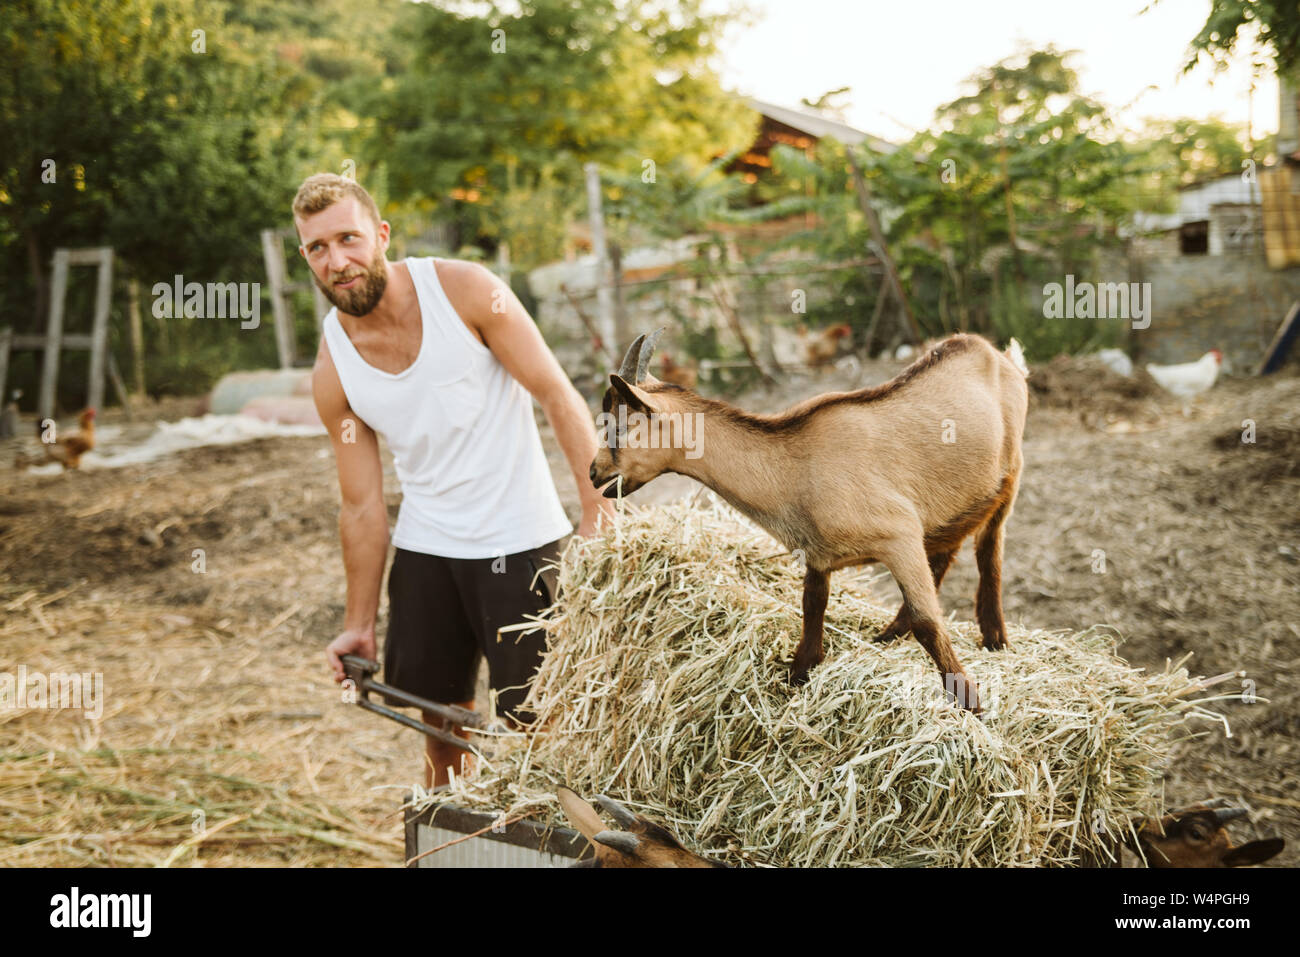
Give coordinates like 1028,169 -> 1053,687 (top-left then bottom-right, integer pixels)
0,0 -> 410,399
1183,0 -> 1300,75
360,0 -> 757,269
1,1 -> 293,311
745,49 -> 1143,358
1126,116 -> 1253,211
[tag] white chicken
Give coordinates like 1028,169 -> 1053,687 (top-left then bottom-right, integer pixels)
1145,349 -> 1223,398
1095,348 -> 1133,377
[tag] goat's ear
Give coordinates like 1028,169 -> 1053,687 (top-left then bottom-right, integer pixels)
1221,838 -> 1285,867
556,787 -> 606,841
609,374 -> 654,413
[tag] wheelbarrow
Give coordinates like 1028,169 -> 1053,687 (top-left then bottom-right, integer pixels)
338,654 -> 585,867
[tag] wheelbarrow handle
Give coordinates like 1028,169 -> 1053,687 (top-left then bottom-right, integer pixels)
340,655 -> 491,752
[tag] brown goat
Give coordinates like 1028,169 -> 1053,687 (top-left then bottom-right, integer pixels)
590,329 -> 1029,711
557,787 -> 724,868
1120,802 -> 1285,868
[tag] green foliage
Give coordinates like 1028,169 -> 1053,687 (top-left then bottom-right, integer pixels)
1138,117 -> 1253,183
603,150 -> 753,242
11,0 -> 1235,405
741,47 -> 1153,356
987,274 -> 1123,362
0,0 -> 760,402
759,138 -> 880,335
1183,0 -> 1300,76
0,3 -> 283,401
1,0 -> 419,405
495,165 -> 582,267
0,0 -> 309,283
360,0 -> 757,269
1121,116 -> 1254,216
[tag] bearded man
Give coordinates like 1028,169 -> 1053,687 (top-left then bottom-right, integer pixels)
296,173 -> 612,786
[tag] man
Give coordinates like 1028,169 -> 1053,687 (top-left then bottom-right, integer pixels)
296,173 -> 613,787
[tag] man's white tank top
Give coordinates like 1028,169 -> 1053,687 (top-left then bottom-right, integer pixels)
321,257 -> 572,559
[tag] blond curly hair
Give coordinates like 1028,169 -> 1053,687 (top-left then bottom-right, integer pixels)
292,173 -> 382,236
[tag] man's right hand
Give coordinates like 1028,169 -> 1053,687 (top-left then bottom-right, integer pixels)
327,627 -> 376,683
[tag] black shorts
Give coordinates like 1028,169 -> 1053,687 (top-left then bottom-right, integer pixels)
382,537 -> 564,724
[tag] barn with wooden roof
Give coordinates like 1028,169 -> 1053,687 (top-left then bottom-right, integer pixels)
726,97 -> 896,184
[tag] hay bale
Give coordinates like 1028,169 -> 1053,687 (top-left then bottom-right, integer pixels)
421,502 -> 1232,867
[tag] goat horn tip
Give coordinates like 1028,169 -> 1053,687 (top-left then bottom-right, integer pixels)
618,333 -> 647,378
1213,807 -> 1250,823
593,830 -> 640,854
595,794 -> 641,827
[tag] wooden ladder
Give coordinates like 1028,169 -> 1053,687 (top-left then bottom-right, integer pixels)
0,247 -> 129,421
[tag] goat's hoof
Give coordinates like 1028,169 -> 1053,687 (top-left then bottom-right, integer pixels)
788,666 -> 811,687
873,625 -> 903,643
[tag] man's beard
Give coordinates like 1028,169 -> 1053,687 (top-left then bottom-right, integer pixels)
315,248 -> 389,316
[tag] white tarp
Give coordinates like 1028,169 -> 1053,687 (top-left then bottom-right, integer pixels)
23,414 -> 325,474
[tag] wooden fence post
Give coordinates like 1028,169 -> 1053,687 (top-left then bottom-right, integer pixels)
38,249 -> 70,421
261,228 -> 295,368
584,163 -> 618,351
0,327 -> 11,407
85,247 -> 114,411
127,276 -> 146,395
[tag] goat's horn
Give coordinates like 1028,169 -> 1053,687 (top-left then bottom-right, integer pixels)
595,794 -> 642,829
634,327 -> 666,383
618,333 -> 647,379
593,830 -> 640,855
1213,807 -> 1249,824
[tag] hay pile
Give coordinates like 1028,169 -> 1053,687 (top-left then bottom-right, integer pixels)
418,502 -> 1234,867
1028,354 -> 1163,415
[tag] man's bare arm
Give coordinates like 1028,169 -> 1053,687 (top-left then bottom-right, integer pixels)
438,260 -> 615,536
312,338 -> 389,679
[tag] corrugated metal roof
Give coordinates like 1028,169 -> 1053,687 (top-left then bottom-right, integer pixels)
1129,173 -> 1262,235
745,98 -> 897,154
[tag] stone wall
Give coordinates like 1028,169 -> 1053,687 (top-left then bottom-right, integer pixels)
1132,252 -> 1300,371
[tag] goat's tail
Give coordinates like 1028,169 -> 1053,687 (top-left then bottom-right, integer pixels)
1005,338 -> 1029,377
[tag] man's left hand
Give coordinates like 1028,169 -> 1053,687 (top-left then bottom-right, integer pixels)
577,500 -> 616,538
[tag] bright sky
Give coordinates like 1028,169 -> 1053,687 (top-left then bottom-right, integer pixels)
711,0 -> 1277,144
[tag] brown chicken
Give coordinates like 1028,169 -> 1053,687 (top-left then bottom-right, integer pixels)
658,352 -> 698,390
798,323 -> 852,367
36,407 -> 97,469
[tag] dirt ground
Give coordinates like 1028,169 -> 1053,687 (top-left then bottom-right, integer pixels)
1,357 -> 1297,867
